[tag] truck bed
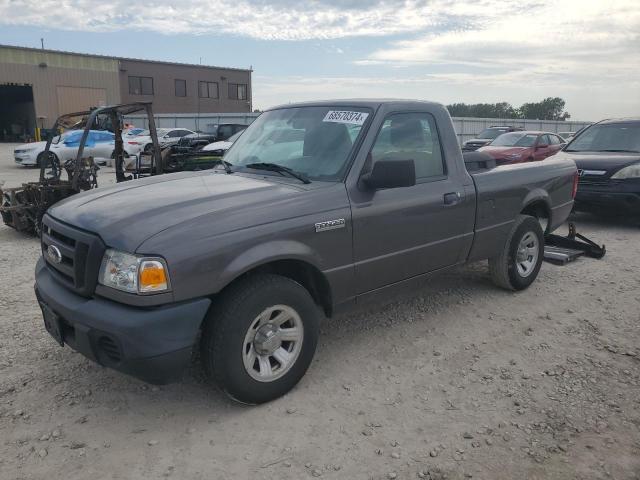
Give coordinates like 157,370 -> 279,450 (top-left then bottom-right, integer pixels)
464,154 -> 577,262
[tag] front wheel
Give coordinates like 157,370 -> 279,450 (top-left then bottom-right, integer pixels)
200,274 -> 320,404
489,214 -> 544,291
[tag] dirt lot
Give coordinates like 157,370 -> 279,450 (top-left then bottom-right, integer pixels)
1,142 -> 639,480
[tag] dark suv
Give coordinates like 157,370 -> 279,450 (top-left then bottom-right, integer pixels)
462,126 -> 524,151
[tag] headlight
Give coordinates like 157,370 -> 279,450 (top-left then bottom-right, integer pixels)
98,249 -> 170,294
611,164 -> 640,179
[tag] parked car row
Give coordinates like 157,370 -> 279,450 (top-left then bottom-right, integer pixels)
478,131 -> 566,165
13,130 -> 117,166
470,118 -> 640,217
13,124 -> 249,167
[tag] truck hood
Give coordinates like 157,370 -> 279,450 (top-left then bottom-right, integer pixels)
556,151 -> 640,175
464,138 -> 492,146
202,140 -> 233,151
48,171 -> 311,252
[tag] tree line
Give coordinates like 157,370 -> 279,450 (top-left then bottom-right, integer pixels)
447,97 -> 571,121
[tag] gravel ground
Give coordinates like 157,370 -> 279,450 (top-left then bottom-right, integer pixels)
1,142 -> 639,480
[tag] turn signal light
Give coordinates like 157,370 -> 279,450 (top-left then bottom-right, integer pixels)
571,171 -> 579,199
139,260 -> 168,293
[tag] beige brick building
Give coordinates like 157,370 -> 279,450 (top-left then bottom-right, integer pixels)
0,44 -> 252,139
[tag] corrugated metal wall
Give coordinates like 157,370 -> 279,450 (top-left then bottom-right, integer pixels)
125,112 -> 591,142
452,117 -> 591,143
124,112 -> 261,131
56,86 -> 107,114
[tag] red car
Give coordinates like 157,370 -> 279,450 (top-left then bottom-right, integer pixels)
478,131 -> 566,165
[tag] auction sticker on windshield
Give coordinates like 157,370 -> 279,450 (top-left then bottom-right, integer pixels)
323,111 -> 369,125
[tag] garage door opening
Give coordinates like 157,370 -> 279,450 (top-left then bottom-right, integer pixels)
0,84 -> 36,142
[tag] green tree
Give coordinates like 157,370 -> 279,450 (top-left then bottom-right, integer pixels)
519,97 -> 570,120
447,97 -> 570,121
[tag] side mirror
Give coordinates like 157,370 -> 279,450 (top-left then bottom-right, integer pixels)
536,143 -> 549,149
361,159 -> 416,190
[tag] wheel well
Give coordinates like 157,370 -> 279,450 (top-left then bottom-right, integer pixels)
230,260 -> 333,318
521,201 -> 550,232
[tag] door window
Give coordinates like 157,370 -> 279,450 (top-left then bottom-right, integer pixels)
370,112 -> 445,180
98,132 -> 114,142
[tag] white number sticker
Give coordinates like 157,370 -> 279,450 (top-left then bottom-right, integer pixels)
323,110 -> 369,126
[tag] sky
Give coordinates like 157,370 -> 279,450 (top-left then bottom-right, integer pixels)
0,0 -> 638,121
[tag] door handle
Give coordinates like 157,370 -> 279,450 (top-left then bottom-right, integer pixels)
443,192 -> 462,206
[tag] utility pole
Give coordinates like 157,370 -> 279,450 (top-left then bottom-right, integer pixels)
40,38 -> 44,49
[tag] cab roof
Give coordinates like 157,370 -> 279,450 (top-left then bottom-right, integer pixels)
267,99 -> 444,111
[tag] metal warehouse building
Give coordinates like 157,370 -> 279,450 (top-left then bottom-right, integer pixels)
0,44 -> 252,141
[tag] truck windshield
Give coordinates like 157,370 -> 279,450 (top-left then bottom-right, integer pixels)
491,132 -> 538,147
224,106 -> 371,181
478,128 -> 509,139
565,123 -> 640,153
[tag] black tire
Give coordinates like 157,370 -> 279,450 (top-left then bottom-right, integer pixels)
143,143 -> 153,153
200,274 -> 320,404
111,150 -> 130,159
36,152 -> 57,168
489,214 -> 544,291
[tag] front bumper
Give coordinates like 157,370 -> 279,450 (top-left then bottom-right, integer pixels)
14,155 -> 36,165
575,180 -> 640,214
35,258 -> 211,384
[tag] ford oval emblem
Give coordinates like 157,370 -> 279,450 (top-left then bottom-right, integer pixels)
47,245 -> 63,264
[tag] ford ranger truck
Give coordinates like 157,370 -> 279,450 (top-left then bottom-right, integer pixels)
35,100 -> 578,404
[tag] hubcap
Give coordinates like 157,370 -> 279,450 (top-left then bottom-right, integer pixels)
515,231 -> 539,277
242,305 -> 304,382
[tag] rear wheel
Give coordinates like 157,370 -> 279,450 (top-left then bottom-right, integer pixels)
36,151 -> 58,169
200,274 -> 320,404
489,214 -> 544,291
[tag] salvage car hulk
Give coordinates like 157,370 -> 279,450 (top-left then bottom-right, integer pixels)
35,100 -> 578,404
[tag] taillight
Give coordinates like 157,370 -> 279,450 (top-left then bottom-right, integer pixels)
571,171 -> 579,198
128,141 -> 140,145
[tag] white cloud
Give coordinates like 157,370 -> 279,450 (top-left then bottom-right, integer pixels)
363,0 -> 640,87
0,0 -> 437,40
253,67 -> 639,121
3,0 -> 637,118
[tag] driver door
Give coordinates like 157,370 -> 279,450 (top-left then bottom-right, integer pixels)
93,132 -> 115,159
533,134 -> 552,160
350,112 -> 475,294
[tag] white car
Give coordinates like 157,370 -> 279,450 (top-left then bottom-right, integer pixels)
13,130 -> 116,167
201,130 -> 244,155
124,128 -> 195,157
122,127 -> 145,139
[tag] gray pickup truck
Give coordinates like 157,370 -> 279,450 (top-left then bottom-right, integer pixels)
35,100 -> 577,404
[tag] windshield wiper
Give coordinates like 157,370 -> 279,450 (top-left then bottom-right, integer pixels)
245,162 -> 311,184
593,149 -> 640,153
214,159 -> 234,174
565,149 -> 640,153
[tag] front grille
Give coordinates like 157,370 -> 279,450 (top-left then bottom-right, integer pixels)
41,214 -> 105,297
463,143 -> 485,151
97,336 -> 122,363
578,177 -> 619,188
